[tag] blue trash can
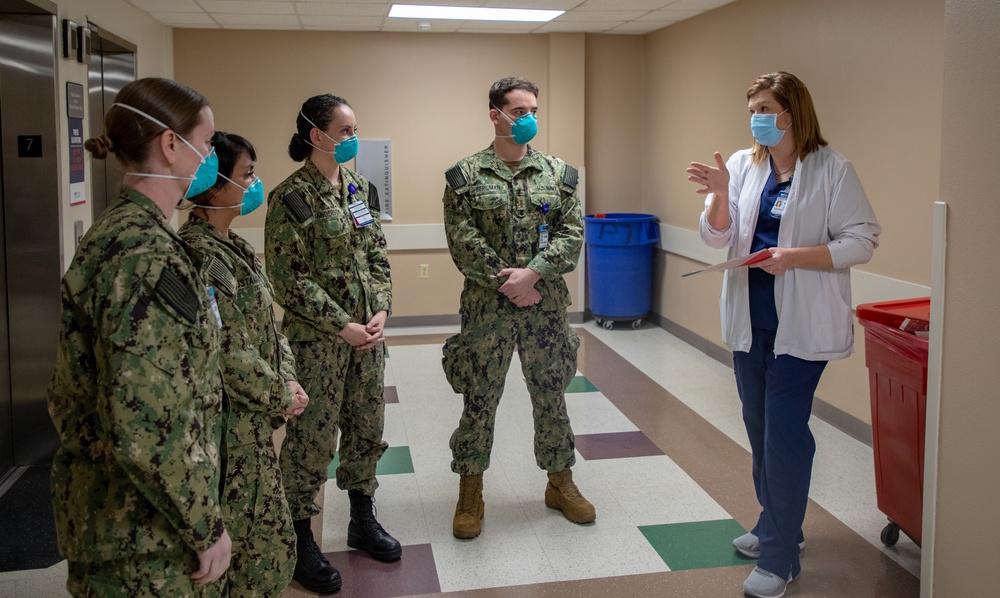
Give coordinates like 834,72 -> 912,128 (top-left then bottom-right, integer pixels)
584,213 -> 659,329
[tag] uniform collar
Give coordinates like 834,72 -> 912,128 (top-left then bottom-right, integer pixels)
120,185 -> 168,219
484,144 -> 543,178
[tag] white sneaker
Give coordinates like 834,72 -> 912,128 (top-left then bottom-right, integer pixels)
732,532 -> 805,559
743,566 -> 798,598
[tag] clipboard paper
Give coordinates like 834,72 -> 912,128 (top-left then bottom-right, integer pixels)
682,249 -> 771,277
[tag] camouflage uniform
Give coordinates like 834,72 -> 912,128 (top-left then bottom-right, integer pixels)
48,187 -> 226,597
265,158 -> 392,519
442,145 -> 583,475
178,214 -> 297,597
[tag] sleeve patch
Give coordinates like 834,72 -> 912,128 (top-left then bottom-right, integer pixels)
367,181 -> 381,213
560,165 -> 579,191
282,189 -> 313,224
206,257 -> 237,297
445,165 -> 468,192
155,267 -> 199,324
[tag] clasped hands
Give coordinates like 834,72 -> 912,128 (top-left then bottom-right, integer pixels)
498,267 -> 541,307
339,310 -> 388,350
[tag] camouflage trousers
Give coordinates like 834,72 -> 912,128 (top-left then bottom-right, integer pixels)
443,301 -> 580,475
221,438 -> 296,597
67,547 -> 223,597
280,339 -> 388,520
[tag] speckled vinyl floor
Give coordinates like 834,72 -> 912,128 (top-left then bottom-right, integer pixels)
0,322 -> 921,597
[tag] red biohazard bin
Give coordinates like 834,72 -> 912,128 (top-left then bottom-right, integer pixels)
857,297 -> 930,547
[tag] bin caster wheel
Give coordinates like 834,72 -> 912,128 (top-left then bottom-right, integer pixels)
631,319 -> 643,330
601,319 -> 615,330
881,522 -> 900,547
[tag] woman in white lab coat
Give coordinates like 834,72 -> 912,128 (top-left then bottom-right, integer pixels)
687,71 -> 881,598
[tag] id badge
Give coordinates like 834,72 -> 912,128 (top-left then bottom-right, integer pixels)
349,200 -> 374,228
770,188 -> 790,219
538,224 -> 549,250
207,286 -> 222,329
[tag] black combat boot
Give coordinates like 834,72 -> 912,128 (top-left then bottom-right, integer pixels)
347,490 -> 402,562
292,518 -> 342,594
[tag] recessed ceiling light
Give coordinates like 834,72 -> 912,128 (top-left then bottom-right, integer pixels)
388,4 -> 564,23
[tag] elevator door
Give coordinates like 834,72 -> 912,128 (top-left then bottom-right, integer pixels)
88,26 -> 135,218
0,7 -> 61,474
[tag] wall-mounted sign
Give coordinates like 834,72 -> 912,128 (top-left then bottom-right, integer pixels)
67,82 -> 86,205
356,139 -> 392,221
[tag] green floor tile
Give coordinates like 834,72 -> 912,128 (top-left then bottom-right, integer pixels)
566,375 -> 598,393
328,445 -> 415,479
639,519 -> 751,571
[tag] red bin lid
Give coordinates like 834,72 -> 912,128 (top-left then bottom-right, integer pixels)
856,297 -> 930,327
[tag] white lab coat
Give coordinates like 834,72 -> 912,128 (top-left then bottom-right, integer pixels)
700,146 -> 881,360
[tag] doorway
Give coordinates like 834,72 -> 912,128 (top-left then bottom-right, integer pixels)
87,23 -> 136,218
0,0 -> 61,479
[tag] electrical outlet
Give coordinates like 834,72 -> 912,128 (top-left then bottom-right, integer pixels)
419,264 -> 429,279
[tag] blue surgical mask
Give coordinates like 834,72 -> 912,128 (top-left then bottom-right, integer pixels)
750,109 -> 789,147
494,106 -> 538,145
299,111 -> 359,163
199,175 -> 265,216
113,102 -> 219,198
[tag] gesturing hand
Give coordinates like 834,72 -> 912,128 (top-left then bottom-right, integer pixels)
686,152 -> 730,197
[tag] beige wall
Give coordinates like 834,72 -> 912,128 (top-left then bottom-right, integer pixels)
44,0 -> 174,271
584,35 -> 644,215
928,1 -> 1000,594
635,0 -> 944,425
173,30 -> 585,318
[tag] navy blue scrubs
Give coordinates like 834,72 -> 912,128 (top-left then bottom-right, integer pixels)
732,164 -> 828,580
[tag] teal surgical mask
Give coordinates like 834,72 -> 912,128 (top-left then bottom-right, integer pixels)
494,105 -> 538,145
113,102 -> 219,198
300,111 -> 359,163
199,175 -> 265,216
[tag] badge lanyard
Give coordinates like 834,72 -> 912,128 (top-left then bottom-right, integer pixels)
538,203 -> 550,250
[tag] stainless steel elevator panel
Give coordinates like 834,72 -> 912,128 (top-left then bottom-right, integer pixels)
88,26 -> 135,218
0,11 -> 61,469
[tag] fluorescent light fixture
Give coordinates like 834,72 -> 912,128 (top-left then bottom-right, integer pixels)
389,4 -> 563,23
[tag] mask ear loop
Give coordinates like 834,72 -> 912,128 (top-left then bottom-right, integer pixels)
491,104 -> 517,139
299,110 -> 354,154
186,173 -> 258,212
113,102 -> 209,163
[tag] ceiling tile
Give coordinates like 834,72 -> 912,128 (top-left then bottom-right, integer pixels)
576,0 -> 673,10
637,8 -> 702,22
610,21 -> 674,33
151,12 -> 218,26
554,10 -> 648,22
537,20 -> 623,33
214,13 -> 302,27
297,3 -> 387,16
482,0 -> 581,8
128,0 -> 719,34
456,20 -> 545,32
128,0 -> 203,13
300,15 -> 385,28
199,1 -> 293,15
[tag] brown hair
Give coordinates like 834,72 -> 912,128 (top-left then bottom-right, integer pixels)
747,71 -> 827,164
84,77 -> 209,170
489,77 -> 539,111
288,94 -> 351,162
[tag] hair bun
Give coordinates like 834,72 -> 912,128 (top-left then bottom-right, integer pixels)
84,134 -> 115,159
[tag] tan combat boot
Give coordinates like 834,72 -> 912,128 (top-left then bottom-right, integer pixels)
453,473 -> 485,539
545,468 -> 596,524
